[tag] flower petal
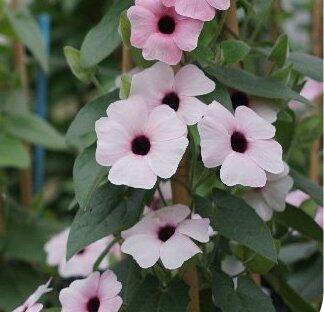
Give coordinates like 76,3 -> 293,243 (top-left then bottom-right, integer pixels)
206,0 -> 230,10
146,105 -> 187,141
220,152 -> 267,187
177,218 -> 210,242
98,270 -> 122,300
235,105 -> 275,139
174,64 -> 215,97
198,117 -> 232,168
286,190 -> 309,207
177,96 -> 207,125
161,0 -> 176,6
148,137 -> 188,178
174,0 -> 215,21
99,296 -> 123,312
173,18 -> 204,51
247,139 -> 284,174
249,100 -> 280,124
156,204 -> 191,224
121,215 -> 161,239
135,0 -> 165,14
142,33 -> 182,65
244,190 -> 273,221
108,155 -> 157,189
121,234 -> 161,268
160,233 -> 201,269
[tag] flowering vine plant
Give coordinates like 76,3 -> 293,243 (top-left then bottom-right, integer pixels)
4,0 -> 323,311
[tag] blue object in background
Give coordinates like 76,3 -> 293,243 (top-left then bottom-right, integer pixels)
34,14 -> 51,194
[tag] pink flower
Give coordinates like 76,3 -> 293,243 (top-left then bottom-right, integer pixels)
315,207 -> 323,228
13,280 -> 52,312
244,163 -> 293,221
162,0 -> 230,21
121,204 -> 210,269
59,270 -> 122,312
130,62 -> 215,125
192,213 -> 216,236
95,98 -> 188,189
198,102 -> 284,187
230,91 -> 280,123
127,0 -> 204,65
289,78 -> 323,111
44,229 -> 121,278
286,190 -> 310,207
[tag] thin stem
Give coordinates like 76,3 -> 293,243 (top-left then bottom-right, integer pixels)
92,237 -> 119,272
157,183 -> 167,206
90,74 -> 105,95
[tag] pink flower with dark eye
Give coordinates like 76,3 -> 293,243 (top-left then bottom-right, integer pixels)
44,229 -> 121,278
95,98 -> 188,189
12,280 -> 52,312
130,62 -> 215,125
244,163 -> 293,221
162,0 -> 230,21
198,102 -> 284,187
127,0 -> 204,65
121,204 -> 210,269
59,271 -> 122,312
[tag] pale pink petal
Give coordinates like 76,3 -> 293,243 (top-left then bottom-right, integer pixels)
177,218 -> 210,242
262,175 -> 293,212
130,62 -> 174,106
148,137 -> 188,178
301,78 -> 323,101
25,280 -> 52,307
106,97 -> 149,136
127,6 -> 156,48
146,105 -> 187,142
95,118 -> 131,166
44,229 -> 69,266
157,204 -> 191,224
121,216 -> 161,239
121,234 -> 162,268
203,101 -> 236,134
98,270 -> 122,300
266,162 -> 290,181
135,0 -> 165,14
160,233 -> 201,269
99,296 -> 123,312
235,106 -> 275,139
220,152 -> 267,187
315,207 -> 323,228
286,190 -> 309,207
249,101 -> 280,124
247,139 -> 284,174
59,288 -> 86,312
198,118 -> 232,168
174,0 -> 215,21
177,96 -> 207,125
173,18 -> 204,51
206,0 -> 230,10
162,0 -> 176,6
26,304 -> 43,312
69,272 -> 100,298
174,65 -> 215,97
244,191 -> 273,221
108,155 -> 157,189
142,33 -> 182,65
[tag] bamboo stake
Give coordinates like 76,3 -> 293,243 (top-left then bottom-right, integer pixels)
12,0 -> 32,207
309,0 -> 323,183
122,45 -> 134,74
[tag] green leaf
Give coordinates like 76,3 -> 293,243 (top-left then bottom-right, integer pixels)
290,168 -> 323,206
4,113 -> 66,150
205,66 -> 311,105
127,276 -> 190,312
220,40 -> 251,65
44,309 -> 61,312
0,134 -> 30,168
64,46 -> 95,84
80,0 -> 132,68
275,205 -> 322,242
73,144 -> 106,210
268,34 -> 289,68
67,185 -> 146,259
212,270 -> 275,312
119,74 -> 132,99
119,10 -> 131,47
264,273 -> 317,312
4,6 -> 48,72
289,52 -> 323,82
295,115 -> 322,147
195,190 -> 277,262
66,90 -> 119,149
279,241 -> 318,264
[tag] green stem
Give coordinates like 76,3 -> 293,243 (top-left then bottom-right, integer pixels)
91,74 -> 105,95
93,237 -> 119,271
157,183 -> 167,206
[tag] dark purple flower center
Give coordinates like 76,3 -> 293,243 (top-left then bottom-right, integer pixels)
77,248 -> 85,255
132,135 -> 151,156
87,297 -> 100,312
230,91 -> 249,110
158,15 -> 176,34
22,307 -> 28,312
231,131 -> 248,153
158,225 -> 176,242
162,92 -> 180,111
